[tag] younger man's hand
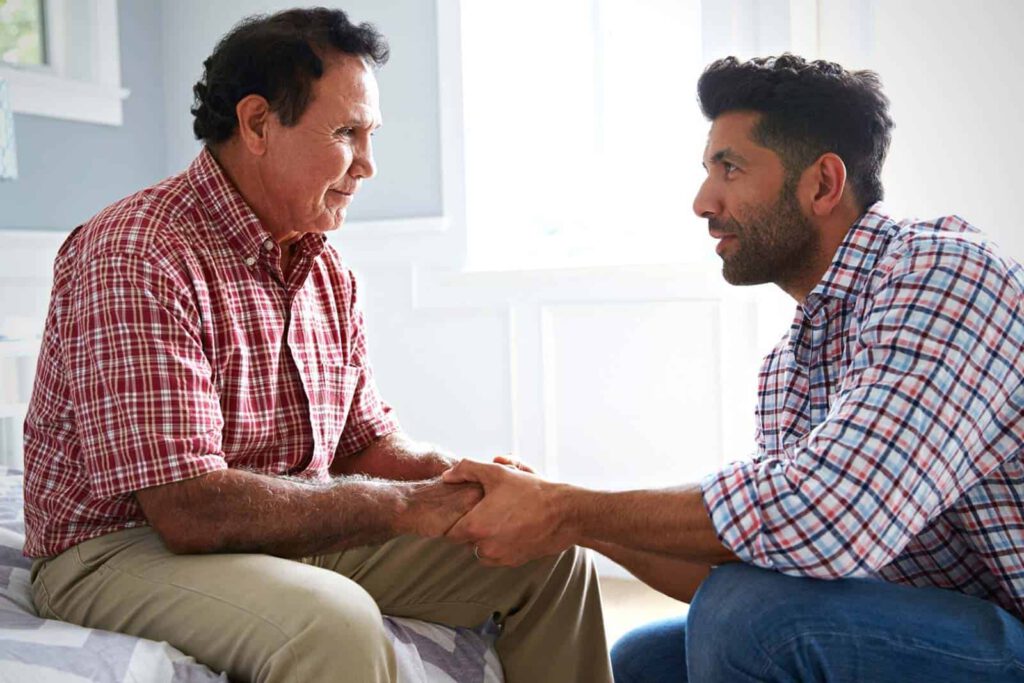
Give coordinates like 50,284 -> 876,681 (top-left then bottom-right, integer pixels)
442,460 -> 576,567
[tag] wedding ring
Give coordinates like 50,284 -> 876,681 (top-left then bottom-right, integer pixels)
473,545 -> 481,560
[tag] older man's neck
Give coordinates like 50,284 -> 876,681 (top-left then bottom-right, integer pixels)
208,142 -> 293,244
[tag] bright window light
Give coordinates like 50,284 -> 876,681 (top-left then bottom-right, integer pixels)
461,0 -> 716,270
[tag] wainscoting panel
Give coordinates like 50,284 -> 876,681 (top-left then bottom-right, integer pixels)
0,230 -> 66,468
541,300 -> 723,490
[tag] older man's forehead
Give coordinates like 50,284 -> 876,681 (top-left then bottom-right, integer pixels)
313,57 -> 382,117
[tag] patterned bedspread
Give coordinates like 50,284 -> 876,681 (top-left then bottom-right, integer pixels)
0,469 -> 502,682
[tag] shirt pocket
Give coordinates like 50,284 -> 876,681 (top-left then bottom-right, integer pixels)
312,360 -> 363,466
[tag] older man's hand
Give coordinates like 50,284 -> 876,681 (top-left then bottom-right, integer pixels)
394,477 -> 484,538
442,460 -> 576,567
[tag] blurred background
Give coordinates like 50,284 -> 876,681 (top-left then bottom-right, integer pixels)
1,0 -> 1021,613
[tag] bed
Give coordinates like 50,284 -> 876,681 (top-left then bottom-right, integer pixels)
0,468 -> 503,682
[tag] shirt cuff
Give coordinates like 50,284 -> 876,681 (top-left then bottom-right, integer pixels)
89,453 -> 228,499
701,460 -> 773,569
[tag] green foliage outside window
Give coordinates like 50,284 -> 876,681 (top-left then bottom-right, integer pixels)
0,0 -> 45,67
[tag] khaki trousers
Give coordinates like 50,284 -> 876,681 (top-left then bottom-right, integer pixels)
31,527 -> 611,683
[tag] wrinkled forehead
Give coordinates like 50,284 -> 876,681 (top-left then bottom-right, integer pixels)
309,52 -> 382,122
319,52 -> 379,96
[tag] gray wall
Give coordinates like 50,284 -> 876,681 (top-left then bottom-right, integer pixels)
0,0 -> 444,231
0,0 -> 167,231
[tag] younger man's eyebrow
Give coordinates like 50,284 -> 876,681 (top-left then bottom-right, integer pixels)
709,147 -> 749,166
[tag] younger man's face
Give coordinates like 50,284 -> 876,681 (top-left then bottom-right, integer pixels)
693,111 -> 818,288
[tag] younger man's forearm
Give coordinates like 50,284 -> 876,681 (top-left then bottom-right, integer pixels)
559,485 -> 738,565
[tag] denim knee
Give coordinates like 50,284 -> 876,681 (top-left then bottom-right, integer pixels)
611,627 -> 652,683
611,616 -> 688,683
686,562 -> 782,682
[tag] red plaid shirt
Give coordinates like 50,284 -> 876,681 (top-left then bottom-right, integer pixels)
23,149 -> 400,558
703,204 -> 1024,617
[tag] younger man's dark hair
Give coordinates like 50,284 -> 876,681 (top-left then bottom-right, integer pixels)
191,7 -> 389,145
697,54 -> 893,208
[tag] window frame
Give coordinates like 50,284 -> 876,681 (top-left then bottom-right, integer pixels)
0,0 -> 128,126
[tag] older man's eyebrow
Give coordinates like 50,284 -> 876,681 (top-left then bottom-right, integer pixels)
336,112 -> 381,129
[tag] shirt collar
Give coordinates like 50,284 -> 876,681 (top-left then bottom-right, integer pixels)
185,148 -> 327,267
803,201 -> 898,312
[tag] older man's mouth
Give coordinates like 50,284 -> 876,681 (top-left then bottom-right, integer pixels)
327,189 -> 354,206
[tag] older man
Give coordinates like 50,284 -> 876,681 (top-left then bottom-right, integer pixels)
445,54 -> 1024,682
23,9 -> 609,683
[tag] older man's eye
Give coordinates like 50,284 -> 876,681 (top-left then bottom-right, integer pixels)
334,127 -> 355,137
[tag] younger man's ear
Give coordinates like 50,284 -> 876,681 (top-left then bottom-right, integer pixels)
805,152 -> 847,217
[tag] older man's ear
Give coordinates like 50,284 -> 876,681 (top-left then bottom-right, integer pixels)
234,94 -> 272,155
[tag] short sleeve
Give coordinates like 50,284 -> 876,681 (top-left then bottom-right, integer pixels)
65,253 -> 227,498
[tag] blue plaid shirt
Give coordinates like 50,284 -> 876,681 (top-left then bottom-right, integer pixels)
703,203 -> 1024,617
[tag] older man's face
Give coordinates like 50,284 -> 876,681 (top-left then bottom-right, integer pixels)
261,53 -> 381,235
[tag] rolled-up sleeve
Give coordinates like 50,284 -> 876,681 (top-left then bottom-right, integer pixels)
703,244 -> 1024,578
67,253 -> 227,498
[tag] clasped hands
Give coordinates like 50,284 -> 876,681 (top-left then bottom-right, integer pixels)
410,456 -> 577,567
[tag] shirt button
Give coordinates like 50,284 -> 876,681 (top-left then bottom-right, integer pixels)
263,239 -> 275,251
244,256 -> 256,267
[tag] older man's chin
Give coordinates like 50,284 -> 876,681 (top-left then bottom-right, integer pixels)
311,207 -> 348,234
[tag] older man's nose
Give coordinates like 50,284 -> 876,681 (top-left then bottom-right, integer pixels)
351,145 -> 377,180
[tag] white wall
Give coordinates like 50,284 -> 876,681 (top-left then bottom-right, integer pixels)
821,0 -> 1024,260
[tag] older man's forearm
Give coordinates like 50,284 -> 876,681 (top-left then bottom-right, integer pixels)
135,468 -> 478,557
332,432 -> 456,481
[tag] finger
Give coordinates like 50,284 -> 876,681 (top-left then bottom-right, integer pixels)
493,455 -> 536,474
445,513 -> 476,543
474,543 -> 501,566
442,459 -> 496,485
441,459 -> 477,483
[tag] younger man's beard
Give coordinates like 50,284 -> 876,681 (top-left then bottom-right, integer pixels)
711,181 -> 819,287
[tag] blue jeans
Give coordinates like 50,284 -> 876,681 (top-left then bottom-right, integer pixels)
612,562 -> 1024,682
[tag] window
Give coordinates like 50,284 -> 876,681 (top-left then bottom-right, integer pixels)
461,0 -> 714,270
0,0 -> 127,125
0,0 -> 45,67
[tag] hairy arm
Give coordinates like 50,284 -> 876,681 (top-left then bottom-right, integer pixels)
331,431 -> 457,481
135,468 -> 481,557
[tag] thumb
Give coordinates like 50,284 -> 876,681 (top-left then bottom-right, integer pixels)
442,459 -> 490,485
